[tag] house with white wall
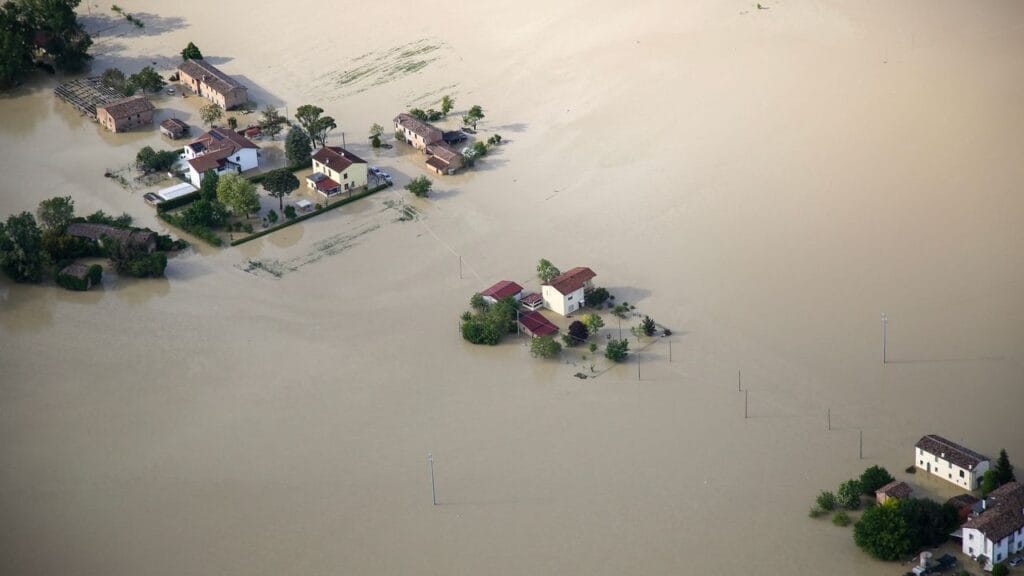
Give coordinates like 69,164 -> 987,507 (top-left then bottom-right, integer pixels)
394,113 -> 443,150
962,481 -> 1024,570
184,126 -> 260,187
541,267 -> 595,316
914,434 -> 990,491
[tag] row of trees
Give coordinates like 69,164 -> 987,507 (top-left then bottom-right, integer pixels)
0,0 -> 92,88
100,66 -> 165,96
461,295 -> 519,345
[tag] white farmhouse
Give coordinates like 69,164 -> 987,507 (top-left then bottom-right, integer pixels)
183,126 -> 260,188
541,267 -> 596,316
962,481 -> 1024,570
914,434 -> 990,491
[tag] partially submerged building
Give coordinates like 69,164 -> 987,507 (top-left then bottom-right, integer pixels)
184,126 -> 260,187
160,117 -> 190,139
67,223 -> 156,253
915,434 -> 990,491
962,481 -> 1024,570
479,280 -> 523,305
177,59 -> 249,110
875,480 -> 912,505
394,113 -> 443,149
519,310 -> 559,338
96,95 -> 155,133
307,146 -> 367,197
541,267 -> 596,316
425,142 -> 465,175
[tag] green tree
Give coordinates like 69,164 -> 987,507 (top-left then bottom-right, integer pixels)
369,123 -> 384,138
0,212 -> 46,282
216,173 -> 259,217
285,126 -> 312,166
981,469 -> 999,496
530,335 -> 562,359
582,313 -> 604,337
408,108 -> 427,121
853,501 -> 912,560
24,0 -> 92,73
294,104 -> 336,148
462,104 -> 484,129
100,67 -> 128,93
566,320 -> 589,346
182,199 -> 226,228
898,498 -> 958,549
640,315 -> 657,336
36,196 -> 75,233
605,338 -> 630,362
128,65 -> 164,93
262,168 -> 300,211
200,102 -> 223,126
832,511 -> 851,527
859,466 -> 895,495
440,95 -> 454,116
536,258 -> 560,283
816,490 -> 838,512
181,41 -> 202,60
587,287 -> 610,307
992,562 -> 1009,576
472,141 -> 487,157
259,105 -> 285,140
405,176 -> 432,198
994,449 -> 1015,485
199,169 -> 219,202
0,2 -> 34,89
470,293 -> 488,312
837,479 -> 863,510
487,134 -> 502,146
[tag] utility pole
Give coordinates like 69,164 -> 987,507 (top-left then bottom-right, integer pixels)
459,256 -> 463,280
881,312 -> 888,364
744,389 -> 749,419
859,431 -> 863,459
738,370 -> 742,392
828,408 -> 831,431
637,350 -> 640,381
668,339 -> 672,362
427,453 -> 437,505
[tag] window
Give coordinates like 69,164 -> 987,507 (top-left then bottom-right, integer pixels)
970,534 -> 974,541
343,173 -> 348,180
567,295 -> 573,301
960,470 -> 965,478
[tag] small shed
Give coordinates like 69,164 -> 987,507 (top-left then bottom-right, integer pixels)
479,280 -> 523,304
876,480 -> 913,504
157,181 -> 198,202
160,118 -> 190,139
519,310 -> 559,338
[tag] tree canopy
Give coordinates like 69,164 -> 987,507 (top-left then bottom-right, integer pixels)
994,449 -> 1015,485
537,258 -> 560,283
200,103 -> 224,126
128,66 -> 164,93
0,211 -> 46,282
566,320 -> 589,346
461,296 -> 518,345
36,196 -> 74,233
530,335 -> 562,359
853,501 -> 911,561
582,313 -> 604,337
405,176 -> 432,198
259,105 -> 286,140
462,104 -> 484,129
216,173 -> 259,217
859,465 -> 895,495
262,168 -> 300,211
0,0 -> 93,88
285,126 -> 312,166
440,95 -> 454,116
181,42 -> 202,60
605,338 -> 629,362
294,104 -> 336,148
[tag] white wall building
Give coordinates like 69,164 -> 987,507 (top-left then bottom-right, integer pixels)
541,267 -> 595,316
183,126 -> 260,188
962,482 -> 1024,570
914,434 -> 990,491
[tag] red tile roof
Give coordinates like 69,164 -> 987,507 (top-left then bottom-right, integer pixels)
521,292 -> 543,306
480,280 -> 523,301
312,146 -> 366,172
547,266 -> 596,295
98,95 -> 154,119
191,126 -> 259,151
394,113 -> 443,143
314,176 -> 339,192
876,480 -> 912,499
519,310 -> 559,338
187,147 -> 235,173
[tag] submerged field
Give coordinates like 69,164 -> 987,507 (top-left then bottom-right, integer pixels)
2,1 -> 1023,575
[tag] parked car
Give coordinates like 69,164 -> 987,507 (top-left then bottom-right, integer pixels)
380,171 -> 392,182
1009,556 -> 1023,567
369,166 -> 383,177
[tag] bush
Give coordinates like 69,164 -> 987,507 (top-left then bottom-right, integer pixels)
838,479 -> 863,510
587,287 -> 610,307
284,205 -> 297,219
158,212 -> 222,246
461,296 -> 518,345
371,134 -> 381,148
242,223 -> 253,234
992,563 -> 1008,576
406,176 -> 432,198
640,315 -> 656,336
832,511 -> 851,527
816,491 -> 837,512
267,209 -> 278,223
567,320 -> 589,346
809,507 -> 825,519
605,339 -> 629,362
56,270 -> 89,291
125,252 -> 167,278
860,466 -> 895,495
530,335 -> 562,359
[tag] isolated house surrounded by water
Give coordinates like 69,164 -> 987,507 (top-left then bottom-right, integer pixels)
307,146 -> 367,197
961,481 -> 1024,570
160,118 -> 189,139
394,113 -> 443,150
915,434 -> 990,491
177,59 -> 248,110
184,126 -> 260,187
96,95 -> 154,133
541,267 -> 596,316
425,142 -> 464,175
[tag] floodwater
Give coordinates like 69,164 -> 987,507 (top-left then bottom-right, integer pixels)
2,2 -> 1023,575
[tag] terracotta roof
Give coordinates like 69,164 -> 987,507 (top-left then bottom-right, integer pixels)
915,435 -> 990,470
521,292 -> 543,306
98,95 -> 154,119
177,59 -> 245,95
394,113 -> 443,143
312,146 -> 366,172
187,147 -> 236,174
519,310 -> 559,337
947,494 -> 981,508
425,156 -> 449,171
313,176 -> 339,192
160,118 -> 189,133
547,266 -> 596,295
427,142 -> 462,164
876,480 -> 912,499
963,482 -> 1024,542
191,126 -> 259,152
480,280 -> 523,301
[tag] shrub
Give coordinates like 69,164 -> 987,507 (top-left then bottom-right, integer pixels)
838,479 -> 863,510
809,507 -> 825,519
371,134 -> 381,148
605,339 -> 629,362
406,176 -> 432,198
567,320 -> 589,346
587,287 -> 610,307
267,210 -> 278,223
530,335 -> 562,359
588,342 -> 597,353
816,491 -> 837,511
640,315 -> 657,336
992,563 -> 1008,576
832,511 -> 851,527
242,223 -> 253,233
56,270 -> 90,291
859,466 -> 895,495
612,304 -> 629,318
284,205 -> 297,219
